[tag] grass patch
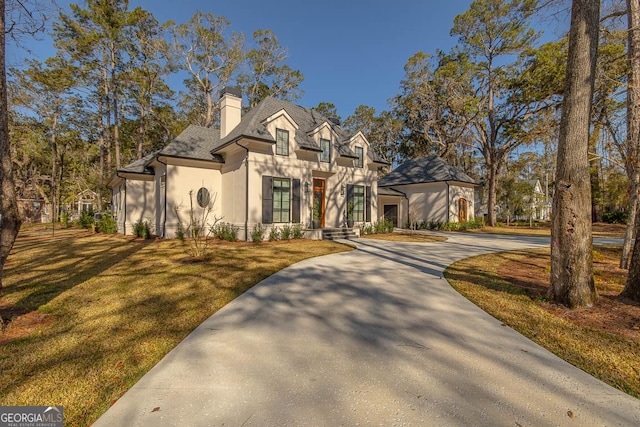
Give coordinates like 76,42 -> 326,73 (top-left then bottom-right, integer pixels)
464,222 -> 626,238
444,246 -> 640,398
0,229 -> 350,426
360,232 -> 446,243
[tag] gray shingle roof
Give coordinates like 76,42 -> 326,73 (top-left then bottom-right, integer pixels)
378,187 -> 406,196
160,125 -> 224,162
119,151 -> 157,174
118,125 -> 224,175
213,96 -> 389,164
120,97 -> 387,173
379,156 -> 476,187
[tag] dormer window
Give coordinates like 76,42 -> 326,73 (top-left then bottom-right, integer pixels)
320,138 -> 331,163
276,128 -> 289,156
355,146 -> 363,168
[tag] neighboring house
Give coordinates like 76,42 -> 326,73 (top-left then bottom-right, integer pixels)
377,156 -> 476,227
109,87 -> 389,240
69,190 -> 100,218
17,198 -> 45,223
526,179 -> 550,221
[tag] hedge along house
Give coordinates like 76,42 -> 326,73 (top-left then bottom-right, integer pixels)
377,156 -> 476,227
109,88 -> 389,240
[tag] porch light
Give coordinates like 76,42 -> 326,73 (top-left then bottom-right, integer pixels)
341,184 -> 345,196
304,181 -> 310,194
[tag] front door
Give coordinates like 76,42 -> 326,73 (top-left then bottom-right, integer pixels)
384,204 -> 398,227
459,198 -> 468,222
313,179 -> 326,227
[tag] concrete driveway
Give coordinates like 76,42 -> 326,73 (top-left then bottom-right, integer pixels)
94,233 -> 640,426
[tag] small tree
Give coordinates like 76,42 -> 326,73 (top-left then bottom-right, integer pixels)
175,189 -> 221,259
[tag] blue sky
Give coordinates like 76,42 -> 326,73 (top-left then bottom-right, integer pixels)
7,1 -> 556,120
136,0 -> 472,117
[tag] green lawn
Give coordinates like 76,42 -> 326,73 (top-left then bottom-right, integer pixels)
0,229 -> 350,426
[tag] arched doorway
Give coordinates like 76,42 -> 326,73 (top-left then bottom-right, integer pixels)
459,198 -> 468,222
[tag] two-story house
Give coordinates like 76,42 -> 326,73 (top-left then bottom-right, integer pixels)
108,88 -> 389,240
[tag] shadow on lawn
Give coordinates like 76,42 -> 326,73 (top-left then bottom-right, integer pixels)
1,234 -> 155,313
0,238 -> 348,426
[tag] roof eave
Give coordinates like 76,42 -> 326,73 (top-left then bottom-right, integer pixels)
158,153 -> 225,164
211,135 -> 275,154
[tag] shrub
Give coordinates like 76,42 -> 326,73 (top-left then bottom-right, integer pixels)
602,210 -> 628,224
374,218 -> 394,234
97,213 -> 117,234
213,222 -> 238,242
175,219 -> 185,240
268,226 -> 280,241
133,219 -> 151,239
292,223 -> 304,239
360,223 -> 374,235
280,224 -> 292,240
78,210 -> 94,229
60,211 -> 70,228
251,223 -> 266,242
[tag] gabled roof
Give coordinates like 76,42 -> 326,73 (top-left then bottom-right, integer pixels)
119,96 -> 387,175
212,96 -> 389,163
160,125 -> 224,162
527,179 -> 544,193
379,156 -> 476,187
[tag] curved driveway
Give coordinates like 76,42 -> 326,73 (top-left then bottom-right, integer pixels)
94,233 -> 640,426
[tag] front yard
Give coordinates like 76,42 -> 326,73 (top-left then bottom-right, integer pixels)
445,245 -> 640,398
0,228 -> 350,426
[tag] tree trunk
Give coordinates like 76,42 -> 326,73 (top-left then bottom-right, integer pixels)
622,0 -> 640,301
549,0 -> 599,308
97,95 -> 107,211
620,171 -> 638,269
487,161 -> 499,226
0,1 -> 23,291
111,42 -> 121,170
137,104 -> 145,160
102,60 -> 112,175
205,81 -> 213,128
589,110 -> 606,223
50,113 -> 58,224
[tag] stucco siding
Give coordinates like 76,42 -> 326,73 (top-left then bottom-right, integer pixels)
220,150 -> 248,239
449,184 -> 475,222
378,195 -> 407,227
164,164 -> 222,239
247,127 -> 378,233
404,183 -> 448,223
125,179 -> 155,235
381,182 -> 476,225
113,184 -> 125,234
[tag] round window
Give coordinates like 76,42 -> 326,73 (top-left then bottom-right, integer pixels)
197,188 -> 210,208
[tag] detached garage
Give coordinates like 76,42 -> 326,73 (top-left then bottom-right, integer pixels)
377,156 -> 476,227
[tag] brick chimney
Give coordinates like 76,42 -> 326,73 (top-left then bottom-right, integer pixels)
219,86 -> 242,139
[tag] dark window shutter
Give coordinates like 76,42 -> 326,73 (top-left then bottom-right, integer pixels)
365,186 -> 371,222
292,179 -> 300,223
262,176 -> 273,224
347,184 -> 354,204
